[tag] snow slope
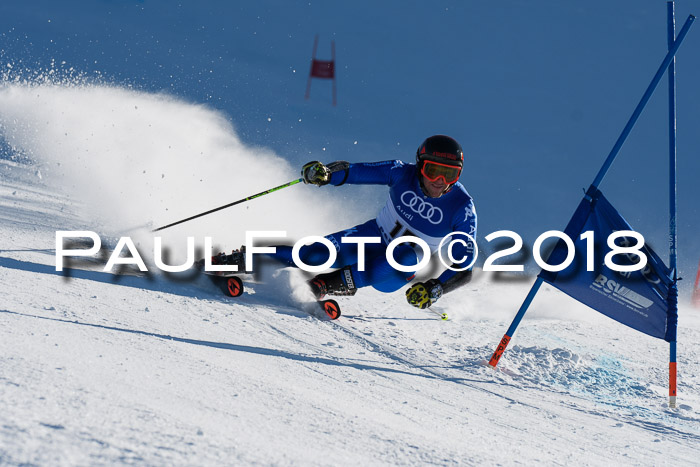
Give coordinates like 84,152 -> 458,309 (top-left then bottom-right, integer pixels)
3,0 -> 700,283
2,85 -> 700,464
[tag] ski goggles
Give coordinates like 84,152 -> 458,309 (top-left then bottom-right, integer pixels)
420,160 -> 461,184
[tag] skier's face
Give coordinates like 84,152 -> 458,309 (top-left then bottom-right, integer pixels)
421,174 -> 448,198
419,159 -> 460,197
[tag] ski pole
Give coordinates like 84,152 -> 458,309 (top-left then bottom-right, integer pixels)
429,308 -> 449,321
152,178 -> 304,232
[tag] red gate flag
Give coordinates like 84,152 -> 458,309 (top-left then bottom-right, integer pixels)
311,60 -> 334,79
305,35 -> 337,106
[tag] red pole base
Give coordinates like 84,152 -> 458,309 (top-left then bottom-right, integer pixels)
669,361 -> 677,408
489,334 -> 512,368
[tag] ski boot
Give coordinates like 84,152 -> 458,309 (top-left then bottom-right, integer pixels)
308,266 -> 357,300
196,246 -> 248,273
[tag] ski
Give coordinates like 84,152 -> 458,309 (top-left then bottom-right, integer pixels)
207,274 -> 244,298
319,298 -> 341,320
203,272 -> 341,320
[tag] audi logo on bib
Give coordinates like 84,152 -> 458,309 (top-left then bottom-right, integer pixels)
400,191 -> 443,224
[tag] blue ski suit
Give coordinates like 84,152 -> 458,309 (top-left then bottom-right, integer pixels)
270,160 -> 477,293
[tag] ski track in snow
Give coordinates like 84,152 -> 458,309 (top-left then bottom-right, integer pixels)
2,98 -> 700,463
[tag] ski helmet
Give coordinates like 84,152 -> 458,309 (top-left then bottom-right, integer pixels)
416,135 -> 464,186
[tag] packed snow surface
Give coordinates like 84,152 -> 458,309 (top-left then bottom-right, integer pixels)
2,83 -> 700,465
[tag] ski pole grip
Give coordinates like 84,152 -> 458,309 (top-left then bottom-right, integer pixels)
489,334 -> 512,368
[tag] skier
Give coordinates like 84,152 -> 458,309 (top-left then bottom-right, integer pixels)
214,135 -> 476,310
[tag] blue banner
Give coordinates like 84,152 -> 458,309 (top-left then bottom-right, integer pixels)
539,189 -> 674,341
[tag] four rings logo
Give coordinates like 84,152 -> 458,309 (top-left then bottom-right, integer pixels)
400,191 -> 443,224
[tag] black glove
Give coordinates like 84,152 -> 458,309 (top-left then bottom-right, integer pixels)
301,161 -> 331,186
405,279 -> 443,309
